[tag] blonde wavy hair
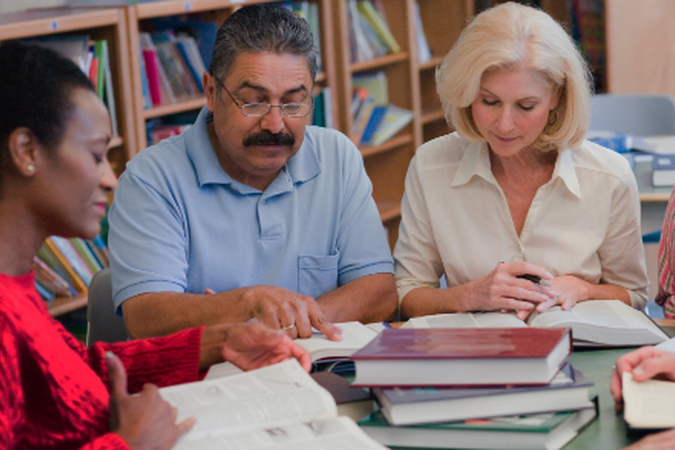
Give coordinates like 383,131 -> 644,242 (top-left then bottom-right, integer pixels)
436,2 -> 592,152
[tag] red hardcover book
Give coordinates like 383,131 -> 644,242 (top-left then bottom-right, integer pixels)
351,327 -> 571,387
142,48 -> 162,106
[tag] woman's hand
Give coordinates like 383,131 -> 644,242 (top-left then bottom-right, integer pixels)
539,275 -> 590,312
611,346 -> 675,412
107,352 -> 194,449
466,261 -> 556,319
200,322 -> 312,372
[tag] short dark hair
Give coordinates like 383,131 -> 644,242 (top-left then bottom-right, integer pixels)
0,42 -> 95,174
209,4 -> 318,83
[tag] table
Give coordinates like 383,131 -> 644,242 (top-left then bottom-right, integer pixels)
389,319 -> 675,449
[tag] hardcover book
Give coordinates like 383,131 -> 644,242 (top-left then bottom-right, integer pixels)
351,327 -> 571,387
358,406 -> 597,449
373,363 -> 594,425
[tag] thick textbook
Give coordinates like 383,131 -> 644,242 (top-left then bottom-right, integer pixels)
405,300 -> 668,347
373,363 -> 594,425
350,327 -> 571,387
160,359 -> 386,449
358,407 -> 597,449
623,372 -> 675,429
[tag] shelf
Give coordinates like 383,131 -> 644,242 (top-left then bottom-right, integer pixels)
640,193 -> 671,202
48,292 -> 88,317
422,108 -> 445,125
360,134 -> 413,158
351,52 -> 409,74
377,201 -> 401,223
143,96 -> 208,119
0,8 -> 121,40
418,55 -> 444,71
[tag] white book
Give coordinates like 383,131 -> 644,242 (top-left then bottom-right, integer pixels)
404,300 -> 668,347
294,321 -> 379,363
160,359 -> 386,449
623,371 -> 675,429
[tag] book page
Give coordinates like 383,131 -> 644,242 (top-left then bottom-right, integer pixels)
204,361 -> 244,381
160,359 -> 337,442
529,301 -> 667,346
623,372 -> 675,428
404,312 -> 526,329
174,416 -> 387,450
295,321 -> 378,362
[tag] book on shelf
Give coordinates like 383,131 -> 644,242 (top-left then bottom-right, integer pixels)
152,32 -> 201,100
370,104 -> 414,146
372,363 -> 594,426
652,154 -> 675,187
359,105 -> 387,146
623,371 -> 675,430
358,406 -> 597,450
32,256 -> 77,298
404,300 -> 669,347
140,32 -> 176,106
159,358 -> 386,449
352,71 -> 389,105
356,0 -> 400,54
175,35 -> 206,92
42,238 -> 88,293
347,0 -> 375,63
412,0 -> 432,64
350,327 -> 572,387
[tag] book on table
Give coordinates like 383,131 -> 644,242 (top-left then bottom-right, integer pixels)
622,371 -> 675,430
372,363 -> 594,426
358,406 -> 597,450
294,321 -> 380,363
404,300 -> 668,347
350,327 -> 572,387
160,358 -> 386,449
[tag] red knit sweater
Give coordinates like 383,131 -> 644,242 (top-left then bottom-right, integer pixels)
0,272 -> 205,449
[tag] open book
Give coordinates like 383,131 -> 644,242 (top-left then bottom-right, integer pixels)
295,321 -> 379,362
403,300 -> 668,347
160,359 -> 386,449
623,372 -> 675,429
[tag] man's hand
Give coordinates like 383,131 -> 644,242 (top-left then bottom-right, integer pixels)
107,352 -> 194,449
240,285 -> 342,341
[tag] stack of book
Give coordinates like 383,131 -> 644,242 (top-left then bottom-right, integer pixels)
350,327 -> 598,449
34,236 -> 109,303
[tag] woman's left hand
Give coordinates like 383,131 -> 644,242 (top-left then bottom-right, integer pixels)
535,275 -> 590,313
200,322 -> 312,372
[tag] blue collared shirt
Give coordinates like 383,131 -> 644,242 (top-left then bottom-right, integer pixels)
109,107 -> 393,310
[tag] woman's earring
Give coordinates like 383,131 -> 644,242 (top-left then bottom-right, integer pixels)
26,164 -> 35,173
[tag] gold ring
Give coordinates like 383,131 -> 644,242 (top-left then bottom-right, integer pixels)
282,324 -> 296,330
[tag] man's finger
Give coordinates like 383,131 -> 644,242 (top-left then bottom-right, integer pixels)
310,312 -> 342,342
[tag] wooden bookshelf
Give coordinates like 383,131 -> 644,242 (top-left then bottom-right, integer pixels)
0,7 -> 136,175
126,0 -> 337,153
48,292 -> 89,317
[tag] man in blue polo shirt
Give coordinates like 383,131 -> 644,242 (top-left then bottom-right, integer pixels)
108,5 -> 397,340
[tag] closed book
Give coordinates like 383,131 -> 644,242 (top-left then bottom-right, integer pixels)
358,406 -> 597,449
652,154 -> 675,187
351,327 -> 572,387
370,105 -> 414,146
623,371 -> 675,430
142,48 -> 163,106
49,236 -> 93,285
351,95 -> 376,144
373,363 -> 594,425
356,0 -> 401,54
360,105 -> 387,146
43,238 -> 87,292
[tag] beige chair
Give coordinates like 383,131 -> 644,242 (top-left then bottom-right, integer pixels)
86,268 -> 128,346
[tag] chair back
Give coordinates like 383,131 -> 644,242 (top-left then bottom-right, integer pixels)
86,268 -> 128,346
589,93 -> 675,136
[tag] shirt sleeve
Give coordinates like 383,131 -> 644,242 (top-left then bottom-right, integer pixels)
108,165 -> 190,310
78,433 -> 130,450
597,167 -> 649,309
393,152 -> 445,306
333,133 -> 394,285
85,327 -> 204,394
657,187 -> 675,316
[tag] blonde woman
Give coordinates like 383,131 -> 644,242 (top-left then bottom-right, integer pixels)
394,2 -> 648,320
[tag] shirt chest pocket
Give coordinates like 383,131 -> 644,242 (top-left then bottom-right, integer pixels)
298,253 -> 339,299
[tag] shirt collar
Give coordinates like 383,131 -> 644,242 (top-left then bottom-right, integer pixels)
451,140 -> 582,199
186,107 -> 320,192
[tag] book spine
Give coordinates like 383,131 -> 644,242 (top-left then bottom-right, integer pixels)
44,238 -> 87,292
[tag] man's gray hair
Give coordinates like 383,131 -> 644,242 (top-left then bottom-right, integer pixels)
209,4 -> 318,82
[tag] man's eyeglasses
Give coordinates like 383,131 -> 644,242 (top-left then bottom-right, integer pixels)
212,75 -> 313,118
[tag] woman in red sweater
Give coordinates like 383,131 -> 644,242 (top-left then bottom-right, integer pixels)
0,42 -> 310,449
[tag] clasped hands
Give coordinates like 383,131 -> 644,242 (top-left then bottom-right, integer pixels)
470,261 -> 587,320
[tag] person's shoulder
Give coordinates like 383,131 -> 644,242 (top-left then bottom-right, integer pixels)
125,133 -> 190,176
570,139 -> 634,179
413,132 -> 470,168
303,125 -> 363,162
